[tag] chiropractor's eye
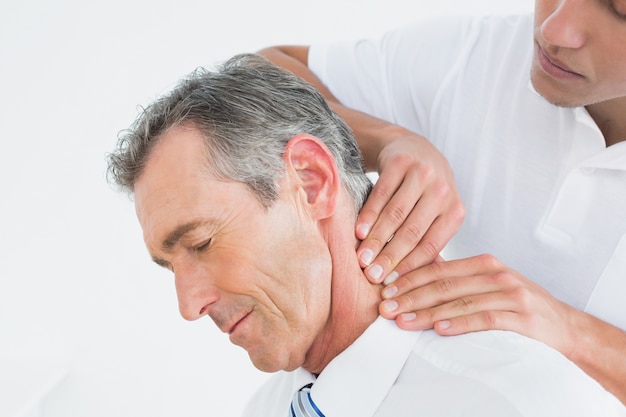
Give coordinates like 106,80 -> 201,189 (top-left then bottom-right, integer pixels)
607,0 -> 626,20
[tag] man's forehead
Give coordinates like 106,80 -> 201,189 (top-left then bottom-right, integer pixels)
142,126 -> 207,179
132,129 -> 206,244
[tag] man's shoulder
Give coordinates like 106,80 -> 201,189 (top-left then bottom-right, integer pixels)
402,330 -> 626,415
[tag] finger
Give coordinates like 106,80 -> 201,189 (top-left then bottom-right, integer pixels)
355,167 -> 407,241
364,170 -> 462,273
374,203 -> 464,283
387,254 -> 507,296
388,291 -> 521,331
363,197 -> 444,282
357,179 -> 427,270
432,310 -> 523,336
380,273 -> 505,317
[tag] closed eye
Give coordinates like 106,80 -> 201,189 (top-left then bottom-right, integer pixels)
196,239 -> 212,252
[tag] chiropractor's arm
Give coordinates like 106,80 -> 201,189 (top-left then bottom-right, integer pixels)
257,45 -> 465,282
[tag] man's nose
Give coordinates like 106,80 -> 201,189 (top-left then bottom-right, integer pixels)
174,263 -> 219,321
540,0 -> 588,49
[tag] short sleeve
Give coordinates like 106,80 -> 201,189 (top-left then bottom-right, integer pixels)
307,15 -> 478,136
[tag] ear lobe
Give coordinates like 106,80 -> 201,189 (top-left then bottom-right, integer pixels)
284,134 -> 339,219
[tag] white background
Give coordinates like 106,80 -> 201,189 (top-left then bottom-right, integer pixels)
0,1 -> 533,416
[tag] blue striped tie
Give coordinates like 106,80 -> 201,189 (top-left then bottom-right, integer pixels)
289,383 -> 325,417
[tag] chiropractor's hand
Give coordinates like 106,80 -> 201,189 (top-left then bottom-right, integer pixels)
378,254 -> 578,356
356,133 -> 465,284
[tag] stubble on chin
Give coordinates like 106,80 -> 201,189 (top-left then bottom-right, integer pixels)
530,69 -> 587,108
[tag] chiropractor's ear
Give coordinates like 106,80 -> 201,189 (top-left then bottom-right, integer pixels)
283,134 -> 339,219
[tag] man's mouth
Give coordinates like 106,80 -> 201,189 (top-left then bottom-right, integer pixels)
226,311 -> 251,335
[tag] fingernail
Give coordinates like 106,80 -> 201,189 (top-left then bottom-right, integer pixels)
360,248 -> 374,266
368,264 -> 384,282
400,312 -> 416,321
357,223 -> 370,238
438,320 -> 451,330
382,300 -> 398,313
382,285 -> 398,299
383,271 -> 399,285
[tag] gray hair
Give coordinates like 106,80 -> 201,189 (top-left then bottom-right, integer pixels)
106,53 -> 372,213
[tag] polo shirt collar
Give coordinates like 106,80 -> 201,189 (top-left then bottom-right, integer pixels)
579,140 -> 626,170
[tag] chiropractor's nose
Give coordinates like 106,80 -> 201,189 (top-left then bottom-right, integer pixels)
174,263 -> 219,321
540,0 -> 588,49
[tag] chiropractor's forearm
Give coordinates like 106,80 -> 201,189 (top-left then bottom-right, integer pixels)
569,310 -> 626,405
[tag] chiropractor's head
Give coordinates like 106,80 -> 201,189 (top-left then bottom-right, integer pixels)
107,54 -> 374,373
532,0 -> 626,107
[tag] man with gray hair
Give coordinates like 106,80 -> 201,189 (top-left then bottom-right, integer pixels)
107,54 -> 625,416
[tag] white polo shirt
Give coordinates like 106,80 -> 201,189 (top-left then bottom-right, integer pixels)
243,317 -> 625,416
308,14 -> 626,330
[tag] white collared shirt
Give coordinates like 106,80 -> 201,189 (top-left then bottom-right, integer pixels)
308,13 -> 626,330
243,317 -> 625,416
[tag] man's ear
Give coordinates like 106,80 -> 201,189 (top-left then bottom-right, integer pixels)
283,134 -> 339,220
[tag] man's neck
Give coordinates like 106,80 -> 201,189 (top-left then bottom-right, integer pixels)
301,226 -> 383,375
586,96 -> 626,147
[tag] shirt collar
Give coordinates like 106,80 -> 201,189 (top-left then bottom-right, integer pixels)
305,316 -> 422,417
578,140 -> 626,170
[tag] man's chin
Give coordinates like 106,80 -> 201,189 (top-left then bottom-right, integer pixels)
248,350 -> 299,373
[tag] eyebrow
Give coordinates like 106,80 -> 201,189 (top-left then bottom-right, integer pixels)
162,220 -> 206,252
151,219 -> 212,268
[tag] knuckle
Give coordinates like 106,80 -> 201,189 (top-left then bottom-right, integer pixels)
399,291 -> 420,312
365,238 -> 386,252
358,207 -> 379,222
428,259 -> 446,278
376,250 -> 396,269
386,204 -> 408,225
394,152 -> 415,168
489,270 -> 516,287
394,257 -> 418,277
426,308 -> 439,325
370,182 -> 394,203
451,201 -> 466,224
452,297 -> 474,314
477,253 -> 502,270
481,311 -> 498,330
420,239 -> 441,260
507,287 -> 533,310
435,278 -> 456,297
403,222 -> 425,243
456,314 -> 471,330
394,240 -> 439,275
432,179 -> 452,201
417,163 -> 434,181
